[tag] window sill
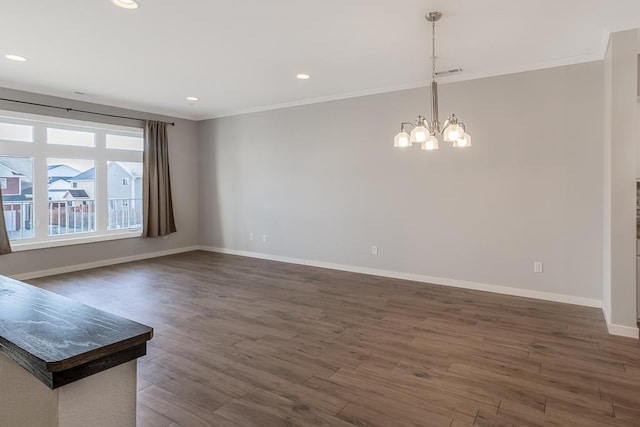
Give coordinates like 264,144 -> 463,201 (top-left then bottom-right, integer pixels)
10,230 -> 142,252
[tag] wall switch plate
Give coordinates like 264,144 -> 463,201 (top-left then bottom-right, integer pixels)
249,233 -> 254,241
262,234 -> 267,242
371,245 -> 378,255
534,261 -> 543,273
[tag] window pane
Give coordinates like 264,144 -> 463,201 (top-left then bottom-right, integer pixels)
47,158 -> 95,235
106,134 -> 143,151
0,122 -> 33,142
107,161 -> 142,230
47,128 -> 95,147
0,156 -> 34,240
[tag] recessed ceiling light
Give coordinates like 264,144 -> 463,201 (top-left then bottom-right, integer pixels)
186,96 -> 199,102
112,0 -> 138,9
296,73 -> 311,80
5,54 -> 27,62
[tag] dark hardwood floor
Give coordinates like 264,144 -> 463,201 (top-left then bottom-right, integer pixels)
29,251 -> 640,426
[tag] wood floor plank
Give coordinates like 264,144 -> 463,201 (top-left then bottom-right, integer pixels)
350,363 -> 498,416
337,402 -> 448,427
138,359 -> 235,410
150,352 -> 254,398
613,404 -> 640,425
305,374 -> 477,425
138,385 -> 240,427
448,362 -> 609,414
137,402 -> 175,427
473,410 -> 518,427
216,388 -> 353,427
222,362 -> 347,414
26,251 -> 640,427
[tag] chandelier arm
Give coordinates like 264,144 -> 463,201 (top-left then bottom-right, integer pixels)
400,121 -> 415,132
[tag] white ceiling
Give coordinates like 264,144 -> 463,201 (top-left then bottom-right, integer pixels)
1,0 -> 640,120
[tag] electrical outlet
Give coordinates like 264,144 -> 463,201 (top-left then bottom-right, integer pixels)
371,245 -> 378,255
534,261 -> 543,273
249,233 -> 254,241
262,234 -> 267,242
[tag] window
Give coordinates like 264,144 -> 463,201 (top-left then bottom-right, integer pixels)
0,111 -> 144,249
47,158 -> 95,236
0,156 -> 34,240
106,134 -> 144,151
0,122 -> 33,143
108,162 -> 141,230
47,128 -> 95,147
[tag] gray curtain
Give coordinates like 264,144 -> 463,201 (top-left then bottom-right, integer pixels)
142,120 -> 177,238
0,186 -> 12,255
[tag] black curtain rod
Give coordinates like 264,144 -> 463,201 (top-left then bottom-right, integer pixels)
0,97 -> 175,126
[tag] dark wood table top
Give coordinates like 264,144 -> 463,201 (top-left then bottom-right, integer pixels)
0,274 -> 153,389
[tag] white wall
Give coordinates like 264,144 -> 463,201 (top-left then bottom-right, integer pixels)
0,88 -> 199,277
198,62 -> 605,304
0,353 -> 137,427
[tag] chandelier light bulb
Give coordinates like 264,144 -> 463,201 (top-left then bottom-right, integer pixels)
394,131 -> 411,148
410,126 -> 429,144
454,132 -> 472,148
443,123 -> 464,142
421,135 -> 439,151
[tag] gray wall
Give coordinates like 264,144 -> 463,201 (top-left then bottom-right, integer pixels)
0,88 -> 199,276
198,62 -> 605,301
603,30 -> 639,329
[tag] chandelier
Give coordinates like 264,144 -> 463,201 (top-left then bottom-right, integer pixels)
394,12 -> 471,151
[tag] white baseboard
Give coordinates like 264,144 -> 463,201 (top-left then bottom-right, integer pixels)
200,247 -> 308,267
15,245 -> 633,339
600,302 -> 638,338
199,246 -> 603,309
606,322 -> 640,338
12,246 -> 201,281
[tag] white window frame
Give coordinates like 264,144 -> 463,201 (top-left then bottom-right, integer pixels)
0,110 -> 144,252
0,178 -> 6,190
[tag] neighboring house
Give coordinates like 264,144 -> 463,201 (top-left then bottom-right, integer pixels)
62,190 -> 90,200
47,164 -> 80,184
48,178 -> 73,201
51,189 -> 93,228
106,162 -> 142,229
107,161 -> 142,201
68,162 -> 141,201
69,168 -> 96,199
0,164 -> 23,196
49,178 -> 72,190
0,164 -> 31,234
